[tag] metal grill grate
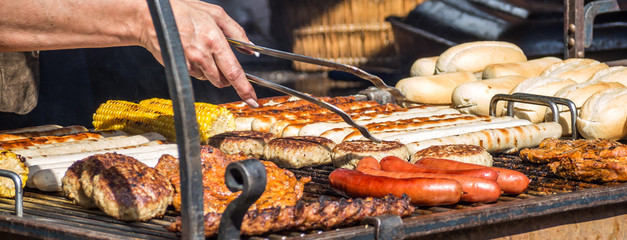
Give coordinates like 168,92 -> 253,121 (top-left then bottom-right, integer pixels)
0,154 -> 625,239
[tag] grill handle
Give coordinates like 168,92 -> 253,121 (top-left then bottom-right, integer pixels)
218,159 -> 267,240
145,0 -> 204,239
489,93 -> 577,140
363,214 -> 405,240
0,169 -> 23,217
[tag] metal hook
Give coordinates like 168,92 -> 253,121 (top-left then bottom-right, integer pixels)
218,159 -> 267,240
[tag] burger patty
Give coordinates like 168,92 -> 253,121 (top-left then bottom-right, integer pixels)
332,140 -> 409,169
264,136 -> 336,168
63,153 -> 173,221
208,131 -> 274,159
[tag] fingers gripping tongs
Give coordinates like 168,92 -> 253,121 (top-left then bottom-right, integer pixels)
227,38 -> 385,142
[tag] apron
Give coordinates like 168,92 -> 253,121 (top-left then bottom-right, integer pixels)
0,51 -> 39,114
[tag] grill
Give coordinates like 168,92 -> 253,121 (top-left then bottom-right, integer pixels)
1,154 -> 625,239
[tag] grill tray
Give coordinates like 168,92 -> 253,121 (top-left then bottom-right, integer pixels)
0,154 -> 625,239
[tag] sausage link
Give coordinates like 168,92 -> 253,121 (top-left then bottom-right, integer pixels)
416,157 -> 530,195
380,156 -> 498,181
356,157 -> 501,203
329,168 -> 462,206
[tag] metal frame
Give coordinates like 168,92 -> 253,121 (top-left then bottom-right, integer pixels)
145,0 -> 204,239
0,169 -> 23,217
564,0 -> 623,59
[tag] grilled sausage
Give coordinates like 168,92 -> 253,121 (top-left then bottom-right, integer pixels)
416,157 -> 530,195
379,156 -> 498,181
356,157 -> 501,203
328,168 -> 462,206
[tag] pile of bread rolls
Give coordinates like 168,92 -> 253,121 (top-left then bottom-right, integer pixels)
396,41 -> 627,140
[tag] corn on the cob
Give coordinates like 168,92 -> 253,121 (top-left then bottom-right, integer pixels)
0,151 -> 28,198
93,98 -> 235,143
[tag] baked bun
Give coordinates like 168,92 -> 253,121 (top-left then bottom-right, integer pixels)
452,75 -> 527,116
410,144 -> 493,167
482,56 -> 561,79
207,131 -> 274,159
410,56 -> 438,76
589,66 -> 627,86
332,140 -> 408,169
395,72 -> 476,104
509,76 -> 576,123
436,41 -> 527,75
577,87 -> 627,140
541,58 -> 608,83
264,136 -> 336,168
547,81 -> 624,136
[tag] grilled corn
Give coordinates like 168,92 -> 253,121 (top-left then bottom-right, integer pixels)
93,98 -> 235,143
0,151 -> 28,198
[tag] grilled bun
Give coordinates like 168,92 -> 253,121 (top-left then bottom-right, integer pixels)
508,76 -> 576,123
410,56 -> 438,76
395,72 -> 476,104
541,58 -> 608,83
452,75 -> 527,116
547,81 -> 624,136
589,66 -> 627,86
435,41 -> 527,75
577,87 -> 627,140
482,56 -> 561,79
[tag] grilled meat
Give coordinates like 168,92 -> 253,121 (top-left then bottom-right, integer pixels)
63,153 -> 173,221
519,138 -> 624,164
91,155 -> 173,221
62,160 -> 96,208
207,131 -> 274,159
548,157 -> 627,182
264,136 -> 336,168
520,138 -> 627,182
167,195 -> 415,236
155,146 -> 310,214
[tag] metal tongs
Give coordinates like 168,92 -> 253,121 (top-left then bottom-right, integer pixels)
227,39 -> 381,142
245,73 -> 381,143
227,38 -> 418,108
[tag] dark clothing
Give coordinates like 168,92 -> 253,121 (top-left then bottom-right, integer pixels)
0,52 -> 39,114
0,52 -> 39,130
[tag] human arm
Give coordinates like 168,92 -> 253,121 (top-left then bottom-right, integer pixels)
0,0 -> 257,106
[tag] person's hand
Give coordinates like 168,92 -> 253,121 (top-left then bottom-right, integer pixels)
139,0 -> 258,107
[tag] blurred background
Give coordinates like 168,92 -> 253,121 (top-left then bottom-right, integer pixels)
25,0 -> 626,127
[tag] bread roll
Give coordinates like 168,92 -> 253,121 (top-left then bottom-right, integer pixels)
452,75 -> 527,116
435,41 -> 527,75
395,72 -> 476,104
577,87 -> 627,140
508,76 -> 576,123
410,56 -> 438,76
589,66 -> 627,86
541,58 -> 608,83
482,56 -> 561,79
547,81 -> 624,136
